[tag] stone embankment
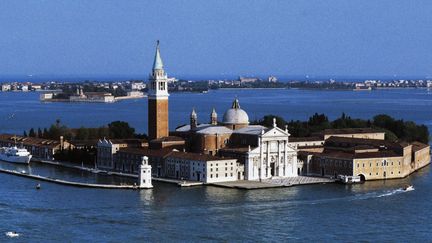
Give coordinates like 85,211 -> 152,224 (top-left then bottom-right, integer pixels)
0,168 -> 138,189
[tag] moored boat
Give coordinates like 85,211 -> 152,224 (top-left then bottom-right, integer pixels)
0,146 -> 32,164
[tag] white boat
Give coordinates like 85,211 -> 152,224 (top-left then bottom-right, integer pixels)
5,231 -> 20,238
403,185 -> 414,191
0,146 -> 32,164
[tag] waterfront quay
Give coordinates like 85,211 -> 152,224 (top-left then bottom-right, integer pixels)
212,176 -> 334,189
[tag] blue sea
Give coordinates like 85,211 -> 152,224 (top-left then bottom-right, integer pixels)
0,88 -> 432,242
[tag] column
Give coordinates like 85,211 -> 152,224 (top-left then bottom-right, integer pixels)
284,141 -> 288,176
277,141 -> 281,176
266,141 -> 271,178
259,138 -> 264,180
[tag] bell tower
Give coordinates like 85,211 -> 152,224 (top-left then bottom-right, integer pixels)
148,40 -> 169,140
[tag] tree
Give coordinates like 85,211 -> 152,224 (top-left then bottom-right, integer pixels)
108,121 -> 135,139
76,127 -> 90,140
37,128 -> 43,138
43,128 -> 49,138
28,128 -> 36,137
23,131 -> 27,137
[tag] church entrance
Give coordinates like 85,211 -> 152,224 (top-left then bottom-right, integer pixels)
270,163 -> 275,177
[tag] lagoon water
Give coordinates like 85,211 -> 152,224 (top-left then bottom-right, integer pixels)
1,88 -> 432,242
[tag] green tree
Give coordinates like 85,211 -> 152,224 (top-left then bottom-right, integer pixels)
28,128 -> 36,137
37,128 -> 43,138
108,121 -> 135,139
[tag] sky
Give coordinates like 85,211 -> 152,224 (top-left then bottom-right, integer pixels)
1,0 -> 432,80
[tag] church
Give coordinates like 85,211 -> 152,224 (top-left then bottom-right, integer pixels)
97,41 -> 299,182
173,99 -> 298,180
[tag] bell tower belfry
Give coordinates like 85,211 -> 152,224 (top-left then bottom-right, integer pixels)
148,40 -> 169,140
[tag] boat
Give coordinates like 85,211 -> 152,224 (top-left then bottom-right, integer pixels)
0,146 -> 32,164
336,175 -> 362,184
403,185 -> 414,191
5,231 -> 20,238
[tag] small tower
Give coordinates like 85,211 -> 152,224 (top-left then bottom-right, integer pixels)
190,108 -> 197,130
210,108 -> 217,125
138,156 -> 153,189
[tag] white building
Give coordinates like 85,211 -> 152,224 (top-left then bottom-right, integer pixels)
139,156 -> 153,188
228,121 -> 298,180
164,151 -> 241,183
131,82 -> 146,90
96,139 -> 121,170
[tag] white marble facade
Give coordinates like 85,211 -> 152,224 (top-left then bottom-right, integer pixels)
243,125 -> 298,180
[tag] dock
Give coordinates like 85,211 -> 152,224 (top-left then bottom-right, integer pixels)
212,176 -> 334,189
32,159 -> 203,187
0,168 -> 139,189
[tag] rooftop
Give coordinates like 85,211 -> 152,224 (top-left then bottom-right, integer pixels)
167,151 -> 235,162
411,141 -> 429,152
0,134 -> 62,148
196,126 -> 233,135
117,147 -> 175,157
323,128 -> 384,135
175,124 -> 210,132
233,125 -> 267,135
290,136 -> 324,142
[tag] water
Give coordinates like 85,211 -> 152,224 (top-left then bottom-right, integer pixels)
2,88 -> 432,135
1,88 -> 432,242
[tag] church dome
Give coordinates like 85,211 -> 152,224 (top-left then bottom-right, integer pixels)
222,98 -> 249,125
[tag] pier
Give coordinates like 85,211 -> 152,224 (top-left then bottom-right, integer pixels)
0,168 -> 139,189
32,159 -> 204,187
212,176 -> 334,189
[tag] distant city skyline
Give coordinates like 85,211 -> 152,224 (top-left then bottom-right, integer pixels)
1,0 -> 432,80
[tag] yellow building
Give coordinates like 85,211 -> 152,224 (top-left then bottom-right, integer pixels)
304,136 -> 430,181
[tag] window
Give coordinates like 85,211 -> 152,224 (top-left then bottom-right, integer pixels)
210,174 -> 213,178
357,163 -> 359,168
216,174 -> 218,178
225,173 -> 227,177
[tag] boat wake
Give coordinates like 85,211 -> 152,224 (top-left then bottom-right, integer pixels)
353,187 -> 415,201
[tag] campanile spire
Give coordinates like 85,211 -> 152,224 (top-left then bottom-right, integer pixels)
148,40 -> 169,140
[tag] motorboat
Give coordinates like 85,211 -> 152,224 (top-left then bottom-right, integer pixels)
5,231 -> 20,238
403,185 -> 414,191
